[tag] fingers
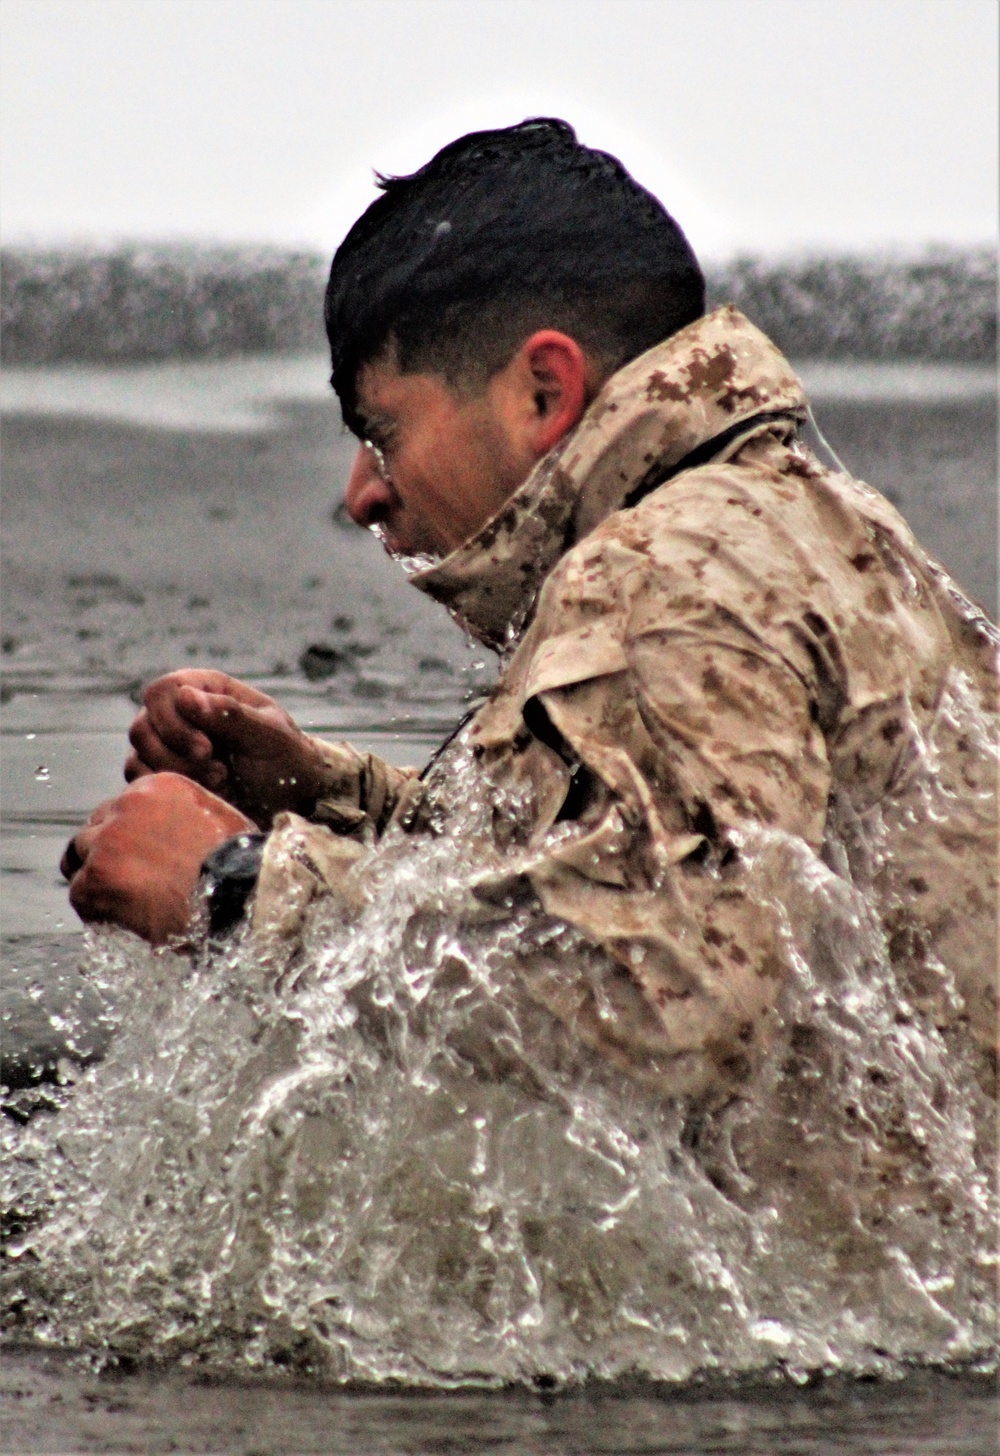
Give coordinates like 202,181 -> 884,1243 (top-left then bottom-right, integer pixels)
65,844 -> 181,942
60,797 -> 119,880
125,715 -> 228,788
60,826 -> 96,881
146,670 -> 277,720
189,674 -> 278,710
133,671 -> 262,760
125,746 -> 225,788
60,837 -> 84,880
122,751 -> 155,783
172,687 -> 289,751
124,672 -> 302,827
132,685 -> 215,765
62,774 -> 256,943
128,673 -> 285,770
173,685 -> 244,743
146,669 -> 237,700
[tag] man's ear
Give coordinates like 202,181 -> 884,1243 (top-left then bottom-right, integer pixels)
515,330 -> 592,458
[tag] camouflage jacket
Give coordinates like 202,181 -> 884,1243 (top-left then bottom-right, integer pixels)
250,307 -> 998,1101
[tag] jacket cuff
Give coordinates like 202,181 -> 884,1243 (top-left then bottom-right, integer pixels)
307,735 -> 419,837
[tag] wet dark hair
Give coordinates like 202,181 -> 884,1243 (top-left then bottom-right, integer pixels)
325,118 -> 705,435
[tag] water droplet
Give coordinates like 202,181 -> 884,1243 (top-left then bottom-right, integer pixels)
34,765 -> 50,782
25,732 -> 36,740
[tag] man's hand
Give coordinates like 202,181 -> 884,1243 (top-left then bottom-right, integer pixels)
61,774 -> 255,945
125,670 -> 333,827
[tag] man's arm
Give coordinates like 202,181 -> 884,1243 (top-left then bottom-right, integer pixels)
125,670 -> 415,832
63,670 -> 420,946
125,670 -> 348,826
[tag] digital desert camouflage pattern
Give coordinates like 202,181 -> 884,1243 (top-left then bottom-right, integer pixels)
252,307 -> 999,1102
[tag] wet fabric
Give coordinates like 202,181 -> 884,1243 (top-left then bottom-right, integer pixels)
252,307 -> 998,1102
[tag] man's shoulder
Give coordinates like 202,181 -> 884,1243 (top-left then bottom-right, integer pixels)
550,443 -> 824,595
560,433 -> 936,601
534,436 -> 983,683
520,453 -> 791,698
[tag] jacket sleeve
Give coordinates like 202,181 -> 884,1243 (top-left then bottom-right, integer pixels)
242,739 -> 420,954
486,517 -> 835,1103
305,736 -> 420,840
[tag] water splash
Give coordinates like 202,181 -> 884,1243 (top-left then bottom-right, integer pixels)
3,734 -> 996,1385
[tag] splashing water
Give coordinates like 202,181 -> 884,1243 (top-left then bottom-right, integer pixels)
3,724 -> 996,1386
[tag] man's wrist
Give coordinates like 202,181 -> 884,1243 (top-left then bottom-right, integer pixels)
199,831 -> 268,937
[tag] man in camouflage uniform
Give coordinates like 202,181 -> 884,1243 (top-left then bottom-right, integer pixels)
63,121 -> 998,1105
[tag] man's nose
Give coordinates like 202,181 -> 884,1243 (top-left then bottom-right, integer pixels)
343,446 -> 397,528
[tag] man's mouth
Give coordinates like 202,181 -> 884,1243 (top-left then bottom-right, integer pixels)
369,520 -> 441,573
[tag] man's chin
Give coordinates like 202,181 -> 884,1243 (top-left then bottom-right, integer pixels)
371,522 -> 441,572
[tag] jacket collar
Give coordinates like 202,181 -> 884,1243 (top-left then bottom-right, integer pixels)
411,306 -> 807,650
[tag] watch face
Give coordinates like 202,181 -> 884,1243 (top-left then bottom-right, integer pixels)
200,832 -> 266,938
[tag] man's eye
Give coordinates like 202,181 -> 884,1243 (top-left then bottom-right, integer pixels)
366,418 -> 394,447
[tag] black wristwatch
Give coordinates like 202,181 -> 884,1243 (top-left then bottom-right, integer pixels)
199,832 -> 267,937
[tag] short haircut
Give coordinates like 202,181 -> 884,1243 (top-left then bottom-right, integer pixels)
325,118 -> 705,435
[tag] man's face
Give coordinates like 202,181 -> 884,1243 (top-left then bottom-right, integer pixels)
342,357 -> 536,560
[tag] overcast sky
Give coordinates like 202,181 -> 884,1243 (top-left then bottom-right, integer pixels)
1,0 -> 996,260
